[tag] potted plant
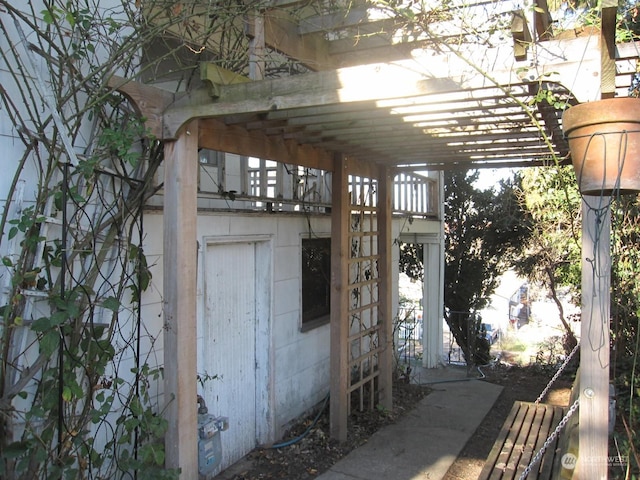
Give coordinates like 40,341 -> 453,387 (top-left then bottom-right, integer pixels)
562,97 -> 640,195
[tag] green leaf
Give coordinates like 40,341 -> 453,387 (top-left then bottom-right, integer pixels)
8,226 -> 18,240
65,11 -> 76,28
103,296 -> 121,312
62,385 -> 73,402
39,330 -> 60,356
129,397 -> 143,416
2,256 -> 13,267
2,441 -> 29,459
41,10 -> 55,24
50,311 -> 68,326
31,316 -> 51,332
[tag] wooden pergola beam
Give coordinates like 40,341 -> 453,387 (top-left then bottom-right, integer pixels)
107,75 -> 175,139
161,35 -> 601,141
198,118 -> 335,171
534,0 -> 553,40
600,1 -> 618,98
257,9 -> 334,71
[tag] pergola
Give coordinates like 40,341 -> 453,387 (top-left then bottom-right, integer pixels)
112,1 -> 632,477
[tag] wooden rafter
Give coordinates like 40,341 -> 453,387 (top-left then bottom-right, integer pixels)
154,32 -> 601,173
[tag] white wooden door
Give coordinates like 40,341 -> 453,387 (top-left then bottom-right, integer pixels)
204,241 -> 257,470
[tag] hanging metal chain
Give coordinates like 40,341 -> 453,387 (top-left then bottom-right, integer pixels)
535,342 -> 580,405
518,398 -> 580,480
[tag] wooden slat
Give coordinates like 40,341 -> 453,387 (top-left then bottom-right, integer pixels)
482,401 -> 527,479
537,406 -> 565,478
503,403 -> 537,478
480,402 -> 567,480
515,404 -> 547,478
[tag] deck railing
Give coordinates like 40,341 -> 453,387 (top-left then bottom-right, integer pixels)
196,153 -> 438,217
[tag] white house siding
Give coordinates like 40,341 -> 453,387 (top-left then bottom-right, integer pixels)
141,212 -> 333,449
140,208 -> 439,440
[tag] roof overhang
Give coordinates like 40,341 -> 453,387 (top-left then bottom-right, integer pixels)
113,33 -> 612,173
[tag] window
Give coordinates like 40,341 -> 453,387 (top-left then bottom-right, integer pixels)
301,237 -> 331,330
199,148 -> 223,166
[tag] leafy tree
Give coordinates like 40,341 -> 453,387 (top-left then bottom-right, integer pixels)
400,170 -> 531,365
514,166 -> 581,352
398,242 -> 424,282
608,194 -> 640,474
516,166 -> 640,472
444,170 -> 531,364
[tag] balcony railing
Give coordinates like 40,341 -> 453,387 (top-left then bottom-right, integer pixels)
196,152 -> 438,217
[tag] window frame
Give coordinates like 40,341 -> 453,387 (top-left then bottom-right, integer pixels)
300,236 -> 332,332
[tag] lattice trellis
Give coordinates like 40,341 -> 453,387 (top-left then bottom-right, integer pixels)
347,175 -> 381,413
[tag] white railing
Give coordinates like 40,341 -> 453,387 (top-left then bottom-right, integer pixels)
197,152 -> 438,216
393,172 -> 438,217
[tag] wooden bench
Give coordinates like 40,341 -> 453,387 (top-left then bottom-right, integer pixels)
479,401 -> 568,480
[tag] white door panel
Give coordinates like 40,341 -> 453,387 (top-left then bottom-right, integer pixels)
204,242 -> 257,470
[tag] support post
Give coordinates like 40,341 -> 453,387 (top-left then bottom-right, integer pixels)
578,195 -> 610,479
377,166 -> 393,410
423,240 -> 443,368
600,0 -> 617,99
330,154 -> 349,442
163,120 -> 199,476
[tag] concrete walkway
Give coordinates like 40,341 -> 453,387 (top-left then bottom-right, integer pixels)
316,365 -> 503,480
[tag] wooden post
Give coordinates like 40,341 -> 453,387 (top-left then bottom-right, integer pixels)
330,154 -> 349,442
248,11 -> 266,81
377,166 -> 393,410
576,3 -> 616,476
163,120 -> 199,476
600,0 -> 617,99
578,195 -> 610,479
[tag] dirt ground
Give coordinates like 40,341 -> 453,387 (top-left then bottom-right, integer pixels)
216,381 -> 432,480
217,362 -> 573,480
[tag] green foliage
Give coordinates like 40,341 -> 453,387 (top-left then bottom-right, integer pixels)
610,196 -> 640,476
0,1 -> 174,477
443,170 -> 531,365
517,167 -> 640,475
400,170 -> 532,366
514,166 -> 580,351
398,242 -> 423,282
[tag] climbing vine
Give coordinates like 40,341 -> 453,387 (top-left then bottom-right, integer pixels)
0,0 -> 272,477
